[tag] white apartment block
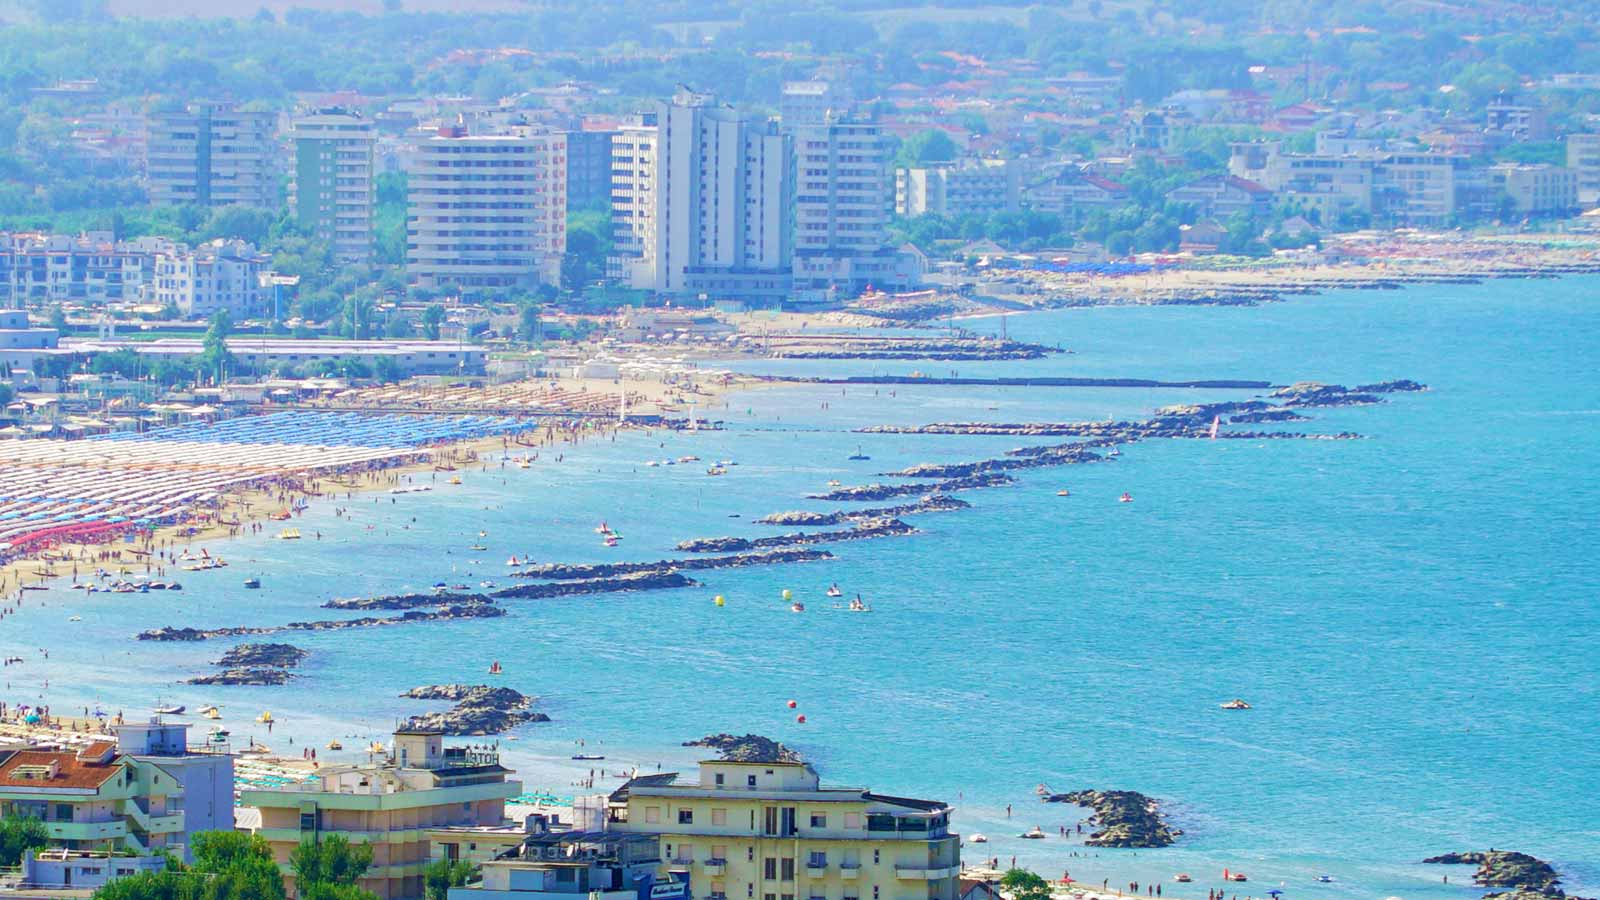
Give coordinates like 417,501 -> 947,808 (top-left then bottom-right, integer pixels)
291,110 -> 377,265
1489,163 -> 1578,215
610,89 -> 793,302
146,102 -> 276,209
150,239 -> 266,319
791,119 -> 918,294
0,232 -> 165,305
406,125 -> 568,292
1567,133 -> 1600,205
895,160 -> 1020,219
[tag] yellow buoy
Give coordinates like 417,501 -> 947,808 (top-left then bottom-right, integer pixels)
714,595 -> 725,607
781,589 -> 793,601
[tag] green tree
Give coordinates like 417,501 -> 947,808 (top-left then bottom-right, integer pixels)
0,814 -> 47,866
517,302 -> 543,344
0,383 -> 14,407
198,310 -> 234,383
290,834 -> 374,889
894,129 -> 958,168
424,858 -> 477,900
47,304 -> 67,332
1000,869 -> 1052,900
420,304 -> 445,341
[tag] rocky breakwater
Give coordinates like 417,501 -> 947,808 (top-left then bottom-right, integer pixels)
137,604 -> 504,642
684,733 -> 800,763
323,591 -> 490,610
185,642 -> 308,686
675,517 -> 916,553
511,548 -> 835,581
1044,790 -> 1181,848
756,495 -> 969,526
400,684 -> 549,735
772,337 -> 1060,362
811,472 -> 1013,502
492,570 -> 698,599
1422,851 -> 1589,900
888,443 -> 1105,479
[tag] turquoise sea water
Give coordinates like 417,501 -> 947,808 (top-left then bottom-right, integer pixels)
8,277 -> 1599,900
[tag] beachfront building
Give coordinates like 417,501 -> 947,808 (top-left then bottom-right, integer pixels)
1489,163 -> 1579,216
610,88 -> 794,303
1373,152 -> 1492,227
149,238 -> 269,319
895,160 -> 1020,219
406,124 -> 568,292
446,829 -> 667,900
1568,133 -> 1600,205
291,109 -> 378,265
113,719 -> 234,860
1164,174 -> 1274,221
607,760 -> 960,900
0,231 -> 166,306
146,101 -> 277,209
1024,171 -> 1132,225
238,726 -> 519,900
61,336 -> 490,377
790,116 -> 920,296
1228,140 -> 1377,225
0,738 -> 188,857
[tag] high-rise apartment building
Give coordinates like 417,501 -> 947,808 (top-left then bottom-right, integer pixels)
564,128 -> 617,211
146,101 -> 276,209
290,109 -> 377,265
610,88 -> 793,302
790,118 -> 918,294
406,125 -> 568,292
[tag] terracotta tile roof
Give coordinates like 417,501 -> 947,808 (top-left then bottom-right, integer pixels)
0,750 -> 123,790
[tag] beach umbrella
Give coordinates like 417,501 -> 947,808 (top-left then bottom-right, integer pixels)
23,714 -> 40,724
1267,891 -> 1283,898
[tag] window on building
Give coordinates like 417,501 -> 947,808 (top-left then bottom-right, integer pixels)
810,814 -> 827,829
748,775 -> 758,787
715,772 -> 726,786
781,859 -> 795,881
764,859 -> 778,880
645,807 -> 661,824
679,809 -> 694,824
712,809 -> 727,826
808,851 -> 826,868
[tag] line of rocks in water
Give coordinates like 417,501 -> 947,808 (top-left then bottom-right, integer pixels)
684,732 -> 801,763
1422,850 -> 1591,900
887,443 -> 1106,479
184,642 -> 308,685
511,548 -> 835,581
755,495 -> 969,526
323,592 -> 490,611
675,518 -> 916,553
137,604 -> 504,641
810,472 -> 1014,502
805,376 -> 1271,389
493,570 -> 699,599
1044,789 -> 1181,848
400,684 -> 549,735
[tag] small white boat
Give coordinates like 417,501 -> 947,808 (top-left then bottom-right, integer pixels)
1316,875 -> 1335,884
1220,699 -> 1252,710
790,602 -> 805,613
68,615 -> 82,622
153,704 -> 186,715
1119,492 -> 1133,503
1174,874 -> 1192,883
969,833 -> 988,844
826,584 -> 843,598
1020,826 -> 1046,839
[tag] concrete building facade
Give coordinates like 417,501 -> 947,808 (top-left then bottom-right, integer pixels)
894,161 -> 1020,219
146,101 -> 276,209
149,239 -> 268,318
291,110 -> 378,265
1567,133 -> 1600,205
1489,163 -> 1578,215
610,89 -> 793,302
791,119 -> 918,294
239,727 -> 519,900
609,760 -> 959,900
407,125 -> 568,292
